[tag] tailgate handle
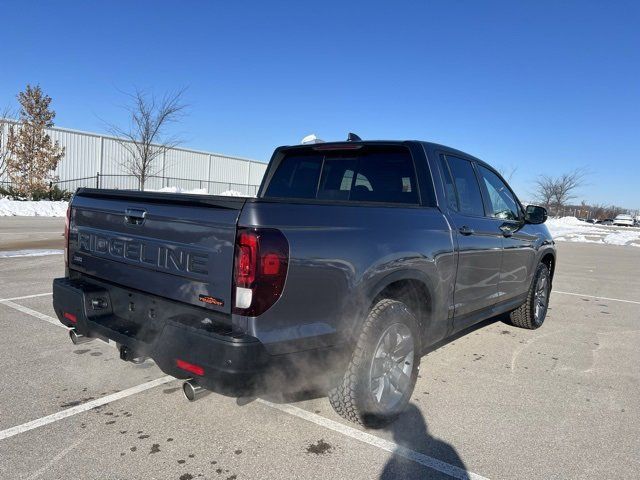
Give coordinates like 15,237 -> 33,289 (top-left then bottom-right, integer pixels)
124,208 -> 146,225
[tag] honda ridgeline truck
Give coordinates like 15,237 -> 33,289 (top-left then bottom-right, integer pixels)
53,138 -> 555,427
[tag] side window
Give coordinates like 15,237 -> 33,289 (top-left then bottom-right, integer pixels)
444,156 -> 485,216
439,155 -> 458,211
478,165 -> 520,220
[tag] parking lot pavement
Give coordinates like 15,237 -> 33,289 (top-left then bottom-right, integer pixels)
0,217 -> 64,252
0,219 -> 639,480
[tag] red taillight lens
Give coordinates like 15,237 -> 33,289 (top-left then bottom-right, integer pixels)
64,205 -> 71,266
233,228 -> 289,317
63,312 -> 77,323
236,232 -> 258,287
175,359 -> 205,376
262,253 -> 281,275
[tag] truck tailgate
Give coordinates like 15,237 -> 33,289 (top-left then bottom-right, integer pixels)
68,189 -> 245,315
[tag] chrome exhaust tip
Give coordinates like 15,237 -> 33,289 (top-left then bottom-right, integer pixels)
69,328 -> 93,345
182,379 -> 210,402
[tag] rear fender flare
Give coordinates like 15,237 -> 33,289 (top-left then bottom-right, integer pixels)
345,269 -> 436,346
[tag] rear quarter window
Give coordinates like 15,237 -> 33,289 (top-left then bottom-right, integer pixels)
263,154 -> 323,199
264,147 -> 419,205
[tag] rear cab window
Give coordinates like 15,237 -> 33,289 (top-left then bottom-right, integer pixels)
264,146 -> 420,205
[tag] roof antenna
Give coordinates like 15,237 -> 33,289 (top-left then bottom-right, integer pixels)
346,132 -> 362,142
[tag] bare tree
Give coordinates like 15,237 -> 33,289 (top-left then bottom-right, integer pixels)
534,174 -> 556,210
551,168 -> 587,211
497,165 -> 518,182
534,168 -> 588,215
105,88 -> 187,190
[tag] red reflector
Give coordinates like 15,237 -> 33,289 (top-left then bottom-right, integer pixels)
262,253 -> 281,275
175,359 -> 205,376
63,312 -> 77,323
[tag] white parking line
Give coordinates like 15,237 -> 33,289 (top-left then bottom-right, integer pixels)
0,231 -> 62,235
0,376 -> 175,441
3,291 -> 489,478
0,300 -> 66,329
26,436 -> 86,480
555,290 -> 640,305
259,400 -> 490,480
0,292 -> 53,302
0,294 -> 118,350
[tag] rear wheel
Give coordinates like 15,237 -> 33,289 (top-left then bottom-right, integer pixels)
328,299 -> 420,428
509,263 -> 551,329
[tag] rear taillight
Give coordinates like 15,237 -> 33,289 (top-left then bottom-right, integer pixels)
64,204 -> 71,266
233,228 -> 289,317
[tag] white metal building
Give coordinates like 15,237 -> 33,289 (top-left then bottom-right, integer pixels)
0,122 -> 268,196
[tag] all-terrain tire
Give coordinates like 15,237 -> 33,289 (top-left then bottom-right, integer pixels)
509,263 -> 551,329
328,299 -> 420,428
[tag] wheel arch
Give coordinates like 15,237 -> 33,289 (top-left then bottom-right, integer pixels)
540,251 -> 556,282
355,270 -> 436,349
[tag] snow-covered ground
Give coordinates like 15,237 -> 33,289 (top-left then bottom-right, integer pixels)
148,187 -> 247,197
0,188 -> 250,217
0,249 -> 63,258
546,217 -> 640,247
0,198 -> 69,217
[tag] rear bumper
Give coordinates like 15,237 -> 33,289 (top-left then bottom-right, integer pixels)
52,277 -> 346,396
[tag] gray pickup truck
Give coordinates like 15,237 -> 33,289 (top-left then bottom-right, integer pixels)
53,138 -> 555,427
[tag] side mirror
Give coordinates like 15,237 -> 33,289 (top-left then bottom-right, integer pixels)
524,205 -> 547,224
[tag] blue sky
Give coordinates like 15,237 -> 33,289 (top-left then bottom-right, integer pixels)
2,1 -> 638,208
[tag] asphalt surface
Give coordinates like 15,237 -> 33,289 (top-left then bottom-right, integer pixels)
0,217 -> 64,252
0,217 -> 638,480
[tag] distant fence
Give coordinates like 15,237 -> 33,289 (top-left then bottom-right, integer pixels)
0,120 -> 268,194
1,173 -> 261,196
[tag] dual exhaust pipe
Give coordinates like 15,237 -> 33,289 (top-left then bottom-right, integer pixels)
69,329 -> 209,402
182,379 -> 210,402
69,328 -> 93,345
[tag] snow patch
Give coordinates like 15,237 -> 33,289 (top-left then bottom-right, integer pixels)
546,217 -> 640,246
0,198 -> 68,217
147,186 -> 208,195
0,249 -> 64,258
0,187 -> 251,217
146,187 -> 248,197
217,190 -> 246,197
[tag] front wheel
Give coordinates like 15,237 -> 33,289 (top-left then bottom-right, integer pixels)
328,299 -> 420,428
509,263 -> 551,329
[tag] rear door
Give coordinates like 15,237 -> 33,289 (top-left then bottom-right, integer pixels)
68,190 -> 245,314
438,154 -> 503,325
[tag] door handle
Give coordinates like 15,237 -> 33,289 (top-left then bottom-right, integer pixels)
458,226 -> 474,236
499,224 -> 514,237
124,208 -> 146,226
